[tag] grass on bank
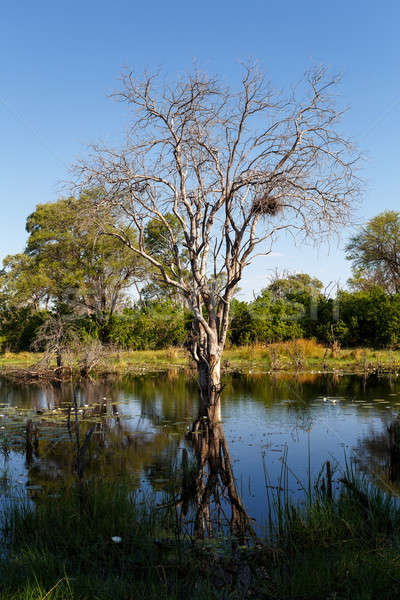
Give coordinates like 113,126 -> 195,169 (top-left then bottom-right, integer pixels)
2,339 -> 400,376
262,465 -> 400,599
3,472 -> 400,598
0,480 -> 221,600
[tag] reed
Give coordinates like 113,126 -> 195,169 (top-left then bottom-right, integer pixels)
0,480 -> 226,599
3,463 -> 400,598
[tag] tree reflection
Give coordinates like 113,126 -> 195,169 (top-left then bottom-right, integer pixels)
388,421 -> 400,484
177,392 -> 253,540
355,416 -> 400,492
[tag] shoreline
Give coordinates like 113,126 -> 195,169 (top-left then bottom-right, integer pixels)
1,342 -> 400,381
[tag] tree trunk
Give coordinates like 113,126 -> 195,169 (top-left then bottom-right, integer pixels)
197,356 -> 222,421
191,312 -> 224,418
197,357 -> 221,392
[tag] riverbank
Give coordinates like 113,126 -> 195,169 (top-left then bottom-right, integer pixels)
2,472 -> 400,599
2,340 -> 400,380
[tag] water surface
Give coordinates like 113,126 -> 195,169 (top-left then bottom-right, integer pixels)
1,371 -> 399,532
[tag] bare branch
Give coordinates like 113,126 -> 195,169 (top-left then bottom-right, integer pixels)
73,62 -> 361,393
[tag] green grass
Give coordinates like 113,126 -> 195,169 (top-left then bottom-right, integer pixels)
2,341 -> 400,377
0,351 -> 42,368
4,470 -> 400,598
0,480 -> 235,600
259,470 -> 400,599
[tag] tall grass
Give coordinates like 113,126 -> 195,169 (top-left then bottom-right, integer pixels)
4,465 -> 400,598
258,459 -> 400,599
0,480 -> 229,600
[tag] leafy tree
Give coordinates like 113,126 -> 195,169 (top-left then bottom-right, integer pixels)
346,211 -> 400,294
0,253 -> 52,311
250,289 -> 305,342
267,273 -> 323,299
266,272 -> 324,338
1,193 -> 145,340
108,301 -> 190,349
228,300 -> 258,345
144,213 -> 187,269
0,305 -> 48,352
141,214 -> 190,304
336,288 -> 400,347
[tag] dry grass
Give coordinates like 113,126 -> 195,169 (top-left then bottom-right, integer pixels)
3,341 -> 400,376
273,338 -> 326,358
0,351 -> 39,366
224,339 -> 326,371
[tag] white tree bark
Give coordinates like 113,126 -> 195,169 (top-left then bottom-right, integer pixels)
74,62 -> 361,403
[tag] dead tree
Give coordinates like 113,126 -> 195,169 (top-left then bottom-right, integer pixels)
179,405 -> 252,539
75,62 -> 361,402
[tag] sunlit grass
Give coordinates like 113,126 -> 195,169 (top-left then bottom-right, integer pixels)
0,351 -> 40,367
2,342 -> 400,376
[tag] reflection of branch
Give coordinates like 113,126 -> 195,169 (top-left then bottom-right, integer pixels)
25,419 -> 39,465
353,416 -> 400,493
72,391 -> 95,481
182,410 -> 253,540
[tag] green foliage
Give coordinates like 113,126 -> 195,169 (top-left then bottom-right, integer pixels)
144,213 -> 186,267
142,214 -> 190,302
1,193 -> 144,339
268,272 -> 323,299
335,288 -> 400,347
108,301 -> 190,350
229,274 -> 400,350
0,307 -> 49,352
229,275 -> 320,345
2,259 -> 400,352
346,211 -> 400,294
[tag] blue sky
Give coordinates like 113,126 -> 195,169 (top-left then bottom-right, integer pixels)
1,0 -> 399,299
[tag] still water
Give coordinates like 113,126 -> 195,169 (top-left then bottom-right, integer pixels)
1,371 -> 400,532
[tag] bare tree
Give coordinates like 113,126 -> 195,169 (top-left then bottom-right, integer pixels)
187,403 -> 252,539
75,62 -> 360,402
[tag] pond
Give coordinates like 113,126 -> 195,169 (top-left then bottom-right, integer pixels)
1,371 -> 400,535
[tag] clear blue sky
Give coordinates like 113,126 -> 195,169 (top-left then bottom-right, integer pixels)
1,0 -> 399,299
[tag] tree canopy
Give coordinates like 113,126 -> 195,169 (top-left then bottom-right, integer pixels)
346,211 -> 400,294
1,194 -> 145,334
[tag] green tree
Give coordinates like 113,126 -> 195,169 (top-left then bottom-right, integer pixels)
346,211 -> 400,294
336,288 -> 400,347
108,300 -> 189,349
0,253 -> 52,310
0,305 -> 48,352
267,273 -> 323,299
1,193 -> 145,340
141,214 -> 190,303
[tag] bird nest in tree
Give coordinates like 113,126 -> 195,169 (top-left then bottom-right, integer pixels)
252,194 -> 282,217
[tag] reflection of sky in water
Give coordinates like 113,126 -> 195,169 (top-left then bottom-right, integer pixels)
1,373 -> 400,530
221,398 -> 393,528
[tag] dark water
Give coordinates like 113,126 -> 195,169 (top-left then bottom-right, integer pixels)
1,371 -> 400,533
